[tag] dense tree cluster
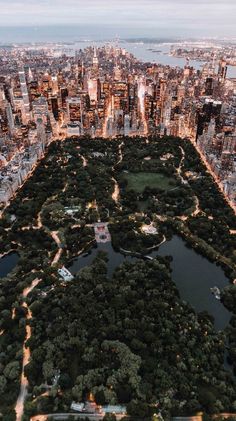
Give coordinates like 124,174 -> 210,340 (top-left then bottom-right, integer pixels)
110,218 -> 164,253
222,286 -> 236,375
26,254 -> 236,418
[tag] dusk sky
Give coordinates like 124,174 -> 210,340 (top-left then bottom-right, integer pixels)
0,0 -> 235,39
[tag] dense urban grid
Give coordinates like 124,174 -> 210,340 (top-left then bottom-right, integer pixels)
0,42 -> 235,210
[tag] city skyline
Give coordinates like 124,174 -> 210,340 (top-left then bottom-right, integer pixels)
0,41 -> 236,209
0,0 -> 235,39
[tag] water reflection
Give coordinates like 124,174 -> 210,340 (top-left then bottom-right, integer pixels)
0,252 -> 19,278
68,235 -> 232,331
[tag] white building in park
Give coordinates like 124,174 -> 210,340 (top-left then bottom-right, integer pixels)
58,266 -> 74,282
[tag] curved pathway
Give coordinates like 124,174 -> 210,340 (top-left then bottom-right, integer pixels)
177,146 -> 186,184
116,141 -> 124,166
51,231 -> 63,265
191,195 -> 201,217
112,177 -> 120,204
111,141 -> 124,207
15,278 -> 42,421
78,154 -> 88,167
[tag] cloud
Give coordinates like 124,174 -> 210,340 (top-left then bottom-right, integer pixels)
0,0 -> 235,37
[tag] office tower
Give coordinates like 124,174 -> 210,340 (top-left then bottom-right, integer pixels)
92,48 -> 99,76
67,97 -> 83,126
28,67 -> 34,83
205,77 -> 213,96
5,102 -> 15,136
114,65 -> 122,81
93,47 -> 98,65
77,61 -> 84,88
88,78 -> 98,102
50,97 -> 59,121
51,76 -> 59,95
124,114 -> 130,136
61,87 -> 69,108
177,85 -> 185,104
32,96 -> 49,124
138,78 -> 146,120
0,87 -> 5,109
29,80 -> 39,102
36,118 -> 47,151
19,67 -> 31,124
218,59 -> 227,81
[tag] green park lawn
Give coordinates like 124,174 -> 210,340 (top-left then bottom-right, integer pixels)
124,172 -> 176,193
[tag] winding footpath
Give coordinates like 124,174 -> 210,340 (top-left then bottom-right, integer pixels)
177,146 -> 202,219
78,153 -> 88,168
51,231 -> 63,266
177,146 -> 186,184
112,177 -> 120,204
111,141 -> 124,206
116,142 -> 124,167
191,195 -> 201,217
15,278 -> 42,421
36,211 -> 43,229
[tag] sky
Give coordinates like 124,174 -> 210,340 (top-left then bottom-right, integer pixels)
0,0 -> 235,39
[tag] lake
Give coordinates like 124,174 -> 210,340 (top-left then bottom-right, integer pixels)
68,235 -> 232,331
0,252 -> 19,278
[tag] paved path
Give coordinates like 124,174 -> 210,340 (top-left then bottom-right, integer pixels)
112,177 -> 120,204
78,154 -> 88,167
172,417 -> 202,421
31,413 -> 126,421
51,231 -> 63,265
15,279 -> 42,421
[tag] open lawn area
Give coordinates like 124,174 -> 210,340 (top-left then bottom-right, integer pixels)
124,172 -> 176,193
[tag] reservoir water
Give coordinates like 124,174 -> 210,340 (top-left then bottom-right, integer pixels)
0,252 -> 19,278
68,235 -> 232,331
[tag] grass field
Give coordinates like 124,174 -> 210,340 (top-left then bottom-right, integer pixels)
124,172 -> 176,193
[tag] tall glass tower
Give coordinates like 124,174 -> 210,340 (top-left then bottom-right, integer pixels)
19,67 -> 31,124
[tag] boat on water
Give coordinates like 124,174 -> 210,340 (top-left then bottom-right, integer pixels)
210,286 -> 221,300
82,252 -> 90,257
147,48 -> 162,53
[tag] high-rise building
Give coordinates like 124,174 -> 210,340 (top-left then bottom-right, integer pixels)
18,68 -> 31,124
50,97 -> 59,121
67,97 -> 83,125
88,79 -> 98,102
218,59 -> 228,81
32,96 -> 48,124
5,102 -> 15,136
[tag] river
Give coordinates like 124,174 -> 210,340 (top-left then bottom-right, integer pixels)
67,41 -> 236,78
122,42 -> 236,78
68,235 -> 232,331
0,251 -> 19,278
1,28 -> 235,78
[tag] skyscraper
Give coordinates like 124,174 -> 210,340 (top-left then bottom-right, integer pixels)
19,68 -> 31,124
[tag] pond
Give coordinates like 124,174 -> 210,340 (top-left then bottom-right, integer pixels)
0,252 -> 20,278
68,235 -> 232,331
158,236 -> 232,331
